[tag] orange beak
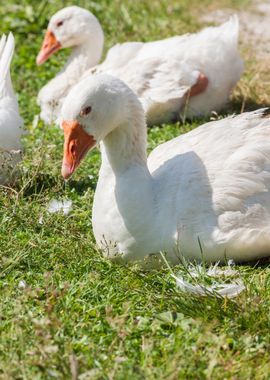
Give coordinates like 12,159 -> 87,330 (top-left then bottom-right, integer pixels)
36,29 -> 61,65
61,120 -> 96,179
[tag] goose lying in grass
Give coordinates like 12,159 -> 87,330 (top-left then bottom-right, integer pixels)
37,6 -> 243,126
60,73 -> 270,265
0,33 -> 23,184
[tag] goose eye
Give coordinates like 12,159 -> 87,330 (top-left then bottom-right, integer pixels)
56,20 -> 64,27
80,106 -> 92,117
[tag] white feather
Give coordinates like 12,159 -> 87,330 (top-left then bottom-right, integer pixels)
47,199 -> 73,215
173,274 -> 245,298
172,261 -> 245,298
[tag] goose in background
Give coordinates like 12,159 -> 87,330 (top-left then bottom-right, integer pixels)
36,6 -> 243,126
0,33 -> 23,184
60,74 -> 270,266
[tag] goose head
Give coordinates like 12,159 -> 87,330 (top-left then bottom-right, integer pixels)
61,74 -> 139,179
36,6 -> 104,65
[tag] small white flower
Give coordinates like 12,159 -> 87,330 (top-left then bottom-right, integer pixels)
18,280 -> 26,289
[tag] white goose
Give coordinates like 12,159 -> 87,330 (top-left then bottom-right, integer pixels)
60,73 -> 270,265
37,6 -> 243,126
0,33 -> 23,184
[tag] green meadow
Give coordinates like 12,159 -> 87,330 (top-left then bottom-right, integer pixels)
1,0 -> 270,379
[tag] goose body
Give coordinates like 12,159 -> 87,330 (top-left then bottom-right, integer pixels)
60,74 -> 270,265
0,33 -> 23,184
37,6 -> 243,126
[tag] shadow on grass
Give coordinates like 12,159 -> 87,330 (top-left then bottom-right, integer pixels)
20,173 -> 97,197
67,177 -> 97,195
20,173 -> 60,197
242,256 -> 270,269
228,97 -> 270,114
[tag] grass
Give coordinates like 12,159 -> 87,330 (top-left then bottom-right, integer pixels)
1,0 -> 270,378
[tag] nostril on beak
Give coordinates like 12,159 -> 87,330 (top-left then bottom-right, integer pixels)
70,143 -> 76,157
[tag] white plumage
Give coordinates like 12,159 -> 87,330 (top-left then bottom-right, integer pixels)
37,6 -> 243,126
60,74 -> 270,266
0,33 -> 23,184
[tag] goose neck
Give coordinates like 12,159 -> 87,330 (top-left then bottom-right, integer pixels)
65,33 -> 104,73
101,107 -> 148,174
